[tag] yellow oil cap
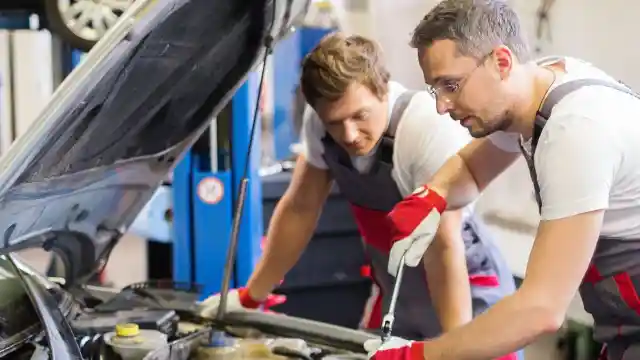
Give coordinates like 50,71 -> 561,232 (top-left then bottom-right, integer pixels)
316,0 -> 333,9
115,323 -> 140,337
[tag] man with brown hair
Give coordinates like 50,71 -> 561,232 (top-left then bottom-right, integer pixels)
197,32 -> 518,357
368,0 -> 640,359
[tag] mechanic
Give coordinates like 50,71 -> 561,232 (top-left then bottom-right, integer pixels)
365,1 -> 640,360
197,31 -> 520,355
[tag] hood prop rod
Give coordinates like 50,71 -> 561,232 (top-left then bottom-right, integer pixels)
216,5 -> 277,321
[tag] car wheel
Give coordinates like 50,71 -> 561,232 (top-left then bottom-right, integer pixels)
44,0 -> 134,52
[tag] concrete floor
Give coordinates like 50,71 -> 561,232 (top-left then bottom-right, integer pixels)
14,233 -> 568,360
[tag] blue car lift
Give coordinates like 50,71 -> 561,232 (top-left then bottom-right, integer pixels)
166,26 -> 335,299
171,71 -> 264,298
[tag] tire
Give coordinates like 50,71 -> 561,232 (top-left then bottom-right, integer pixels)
43,0 -> 132,52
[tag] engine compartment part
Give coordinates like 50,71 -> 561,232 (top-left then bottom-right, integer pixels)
71,309 -> 179,337
193,331 -> 238,360
72,314 -> 371,360
60,281 -> 375,360
220,312 -> 375,354
141,324 -> 369,360
85,281 -> 202,313
104,323 -> 169,360
193,332 -> 294,360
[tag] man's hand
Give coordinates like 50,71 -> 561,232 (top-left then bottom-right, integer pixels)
364,337 -> 424,360
196,288 -> 286,318
387,185 -> 447,276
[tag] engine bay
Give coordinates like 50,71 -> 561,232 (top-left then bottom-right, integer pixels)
61,281 -> 373,360
139,320 -> 369,360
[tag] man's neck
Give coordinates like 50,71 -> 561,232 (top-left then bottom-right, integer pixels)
509,65 -> 558,140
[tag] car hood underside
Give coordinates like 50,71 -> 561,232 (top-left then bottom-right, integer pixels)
0,0 -> 307,283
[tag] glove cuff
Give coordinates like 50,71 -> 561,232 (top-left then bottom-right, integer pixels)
414,186 -> 447,213
238,287 -> 262,309
409,341 -> 425,360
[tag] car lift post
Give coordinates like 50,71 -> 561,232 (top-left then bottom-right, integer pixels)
171,70 -> 264,299
170,25 -> 333,299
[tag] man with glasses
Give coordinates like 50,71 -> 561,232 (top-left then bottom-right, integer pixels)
367,1 -> 640,360
197,32 -> 519,358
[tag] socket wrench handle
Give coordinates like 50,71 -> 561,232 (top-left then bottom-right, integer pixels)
380,251 -> 407,343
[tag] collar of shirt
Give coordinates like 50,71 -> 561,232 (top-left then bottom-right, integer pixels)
350,81 -> 407,173
386,81 -> 407,130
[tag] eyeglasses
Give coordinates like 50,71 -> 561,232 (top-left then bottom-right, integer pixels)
426,52 -> 493,103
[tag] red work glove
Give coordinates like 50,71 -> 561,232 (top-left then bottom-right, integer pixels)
386,185 -> 447,276
365,338 -> 518,360
364,337 -> 425,360
237,287 -> 287,312
197,287 -> 286,318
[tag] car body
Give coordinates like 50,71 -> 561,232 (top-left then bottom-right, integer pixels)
0,0 -> 378,358
0,0 -> 135,51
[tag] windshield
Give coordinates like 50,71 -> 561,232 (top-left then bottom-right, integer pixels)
0,255 -> 45,357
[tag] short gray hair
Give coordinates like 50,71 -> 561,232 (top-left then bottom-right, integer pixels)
410,0 -> 531,62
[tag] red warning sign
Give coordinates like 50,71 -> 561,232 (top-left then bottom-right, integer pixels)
197,177 -> 224,205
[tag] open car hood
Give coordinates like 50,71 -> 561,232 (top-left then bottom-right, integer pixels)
0,0 -> 310,283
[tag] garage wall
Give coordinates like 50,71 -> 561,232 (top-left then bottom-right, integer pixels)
11,30 -> 54,139
368,0 -> 640,89
0,30 -> 13,153
0,29 -> 55,152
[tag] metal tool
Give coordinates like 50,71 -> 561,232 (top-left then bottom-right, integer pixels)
215,5 -> 277,321
380,251 -> 408,344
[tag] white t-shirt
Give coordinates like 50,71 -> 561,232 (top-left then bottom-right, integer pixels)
488,56 -> 640,238
300,80 -> 472,205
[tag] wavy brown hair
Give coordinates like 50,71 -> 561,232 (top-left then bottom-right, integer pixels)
300,32 -> 391,108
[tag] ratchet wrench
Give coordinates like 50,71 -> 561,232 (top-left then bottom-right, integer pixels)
380,251 -> 408,344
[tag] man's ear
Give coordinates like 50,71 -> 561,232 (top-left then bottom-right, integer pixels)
492,45 -> 514,80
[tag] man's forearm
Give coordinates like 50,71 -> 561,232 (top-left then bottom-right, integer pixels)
428,139 -> 520,210
427,153 -> 480,210
424,211 -> 472,331
246,199 -> 321,300
421,290 -> 559,360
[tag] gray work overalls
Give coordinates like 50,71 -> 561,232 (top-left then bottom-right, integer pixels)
519,78 -> 640,360
321,91 -> 521,360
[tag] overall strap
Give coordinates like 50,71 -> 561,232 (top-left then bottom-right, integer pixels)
524,78 -> 639,214
386,91 -> 418,138
533,78 -> 640,147
377,90 -> 418,164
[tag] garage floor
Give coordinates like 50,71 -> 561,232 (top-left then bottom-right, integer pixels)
15,234 -> 565,360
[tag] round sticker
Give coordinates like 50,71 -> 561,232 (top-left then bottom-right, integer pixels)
197,177 -> 224,205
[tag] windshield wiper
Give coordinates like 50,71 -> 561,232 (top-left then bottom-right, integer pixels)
8,255 -> 83,359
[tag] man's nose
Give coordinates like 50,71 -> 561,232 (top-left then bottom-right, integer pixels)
343,121 -> 359,143
435,95 -> 454,115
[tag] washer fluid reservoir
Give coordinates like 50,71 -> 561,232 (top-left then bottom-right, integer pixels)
195,331 -> 239,360
104,323 -> 169,360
